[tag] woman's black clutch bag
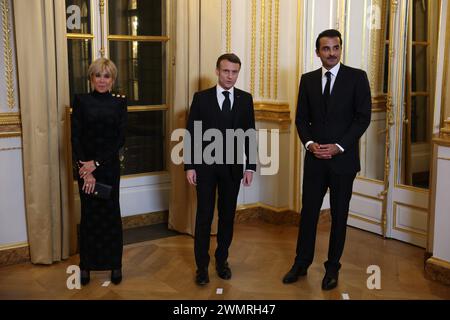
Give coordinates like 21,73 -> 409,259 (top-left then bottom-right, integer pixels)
92,182 -> 112,199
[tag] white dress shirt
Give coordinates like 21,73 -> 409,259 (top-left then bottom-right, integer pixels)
216,85 -> 235,110
305,63 -> 344,153
321,63 -> 340,95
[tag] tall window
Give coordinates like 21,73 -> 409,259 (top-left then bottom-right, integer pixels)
66,0 -> 168,176
66,0 -> 93,100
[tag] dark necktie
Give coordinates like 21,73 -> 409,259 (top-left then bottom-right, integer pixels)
323,71 -> 332,102
222,91 -> 231,113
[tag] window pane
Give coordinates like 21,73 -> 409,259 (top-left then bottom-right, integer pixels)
410,96 -> 429,143
121,110 -> 166,175
412,45 -> 427,92
108,0 -> 166,36
412,0 -> 427,42
109,41 -> 166,105
68,39 -> 92,102
66,0 -> 91,34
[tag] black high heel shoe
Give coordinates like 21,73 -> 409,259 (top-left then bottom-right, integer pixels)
80,269 -> 90,286
111,269 -> 122,285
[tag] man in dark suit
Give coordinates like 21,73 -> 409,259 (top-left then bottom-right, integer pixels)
283,29 -> 372,290
185,53 -> 256,285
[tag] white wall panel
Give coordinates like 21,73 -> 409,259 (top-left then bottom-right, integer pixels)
0,138 -> 28,245
433,146 -> 450,262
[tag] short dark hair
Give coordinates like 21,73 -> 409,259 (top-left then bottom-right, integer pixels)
315,29 -> 342,51
216,53 -> 242,69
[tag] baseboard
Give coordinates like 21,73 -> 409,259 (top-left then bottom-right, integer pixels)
0,242 -> 30,267
425,257 -> 450,286
122,211 -> 168,230
236,203 -> 331,226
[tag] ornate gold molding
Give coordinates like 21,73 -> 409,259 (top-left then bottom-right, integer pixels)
266,0 -> 272,98
250,0 -> 257,95
273,0 -> 280,100
259,0 -> 266,97
2,0 -> 15,110
379,0 -> 403,238
254,102 -> 290,127
0,112 -> 20,125
433,133 -> 450,147
391,0 -> 398,14
369,0 -> 386,96
226,0 -> 232,52
372,95 -> 387,112
99,0 -> 105,57
439,119 -> 450,136
0,112 -> 21,138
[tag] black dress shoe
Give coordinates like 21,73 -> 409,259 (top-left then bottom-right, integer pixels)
195,269 -> 209,286
111,269 -> 122,285
216,262 -> 232,280
80,270 -> 90,286
321,273 -> 338,290
282,265 -> 307,284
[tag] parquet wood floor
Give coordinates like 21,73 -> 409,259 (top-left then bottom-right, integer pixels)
1,220 -> 449,300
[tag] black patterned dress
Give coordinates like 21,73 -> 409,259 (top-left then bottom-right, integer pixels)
71,90 -> 127,271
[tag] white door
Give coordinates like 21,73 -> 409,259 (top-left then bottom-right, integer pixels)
384,0 -> 440,247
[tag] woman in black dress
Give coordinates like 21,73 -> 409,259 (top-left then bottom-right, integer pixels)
71,58 -> 127,285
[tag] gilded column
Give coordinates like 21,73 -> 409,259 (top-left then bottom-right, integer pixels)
99,0 -> 105,57
250,0 -> 257,95
2,0 -> 14,110
226,0 -> 232,52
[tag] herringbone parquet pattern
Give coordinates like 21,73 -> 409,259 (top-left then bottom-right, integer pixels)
1,220 -> 449,300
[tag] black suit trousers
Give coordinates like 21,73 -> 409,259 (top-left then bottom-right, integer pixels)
194,165 -> 241,270
295,158 -> 356,275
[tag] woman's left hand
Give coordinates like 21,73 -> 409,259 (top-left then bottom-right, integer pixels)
82,173 -> 96,194
79,160 -> 96,178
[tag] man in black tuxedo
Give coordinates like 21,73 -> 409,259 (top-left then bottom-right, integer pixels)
283,29 -> 371,290
185,53 -> 256,285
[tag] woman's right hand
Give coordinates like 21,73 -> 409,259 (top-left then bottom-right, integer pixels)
79,160 -> 96,178
82,173 -> 96,194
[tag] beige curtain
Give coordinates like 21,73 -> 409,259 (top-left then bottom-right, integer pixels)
444,2 -> 450,122
13,0 -> 72,263
168,0 -> 197,235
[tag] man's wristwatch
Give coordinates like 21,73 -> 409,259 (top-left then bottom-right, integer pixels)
94,160 -> 100,168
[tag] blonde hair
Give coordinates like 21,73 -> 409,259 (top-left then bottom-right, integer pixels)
88,57 -> 118,88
